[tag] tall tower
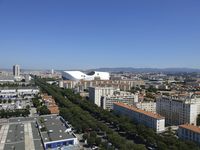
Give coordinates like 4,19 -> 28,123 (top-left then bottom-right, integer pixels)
51,69 -> 54,75
13,64 -> 20,77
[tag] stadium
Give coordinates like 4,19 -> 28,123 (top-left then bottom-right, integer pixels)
62,71 -> 110,81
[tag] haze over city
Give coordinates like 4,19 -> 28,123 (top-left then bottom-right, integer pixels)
1,0 -> 200,69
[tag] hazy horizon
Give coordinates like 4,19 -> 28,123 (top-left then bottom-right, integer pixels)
1,66 -> 200,71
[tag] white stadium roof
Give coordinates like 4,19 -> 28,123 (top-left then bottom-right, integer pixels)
62,71 -> 110,81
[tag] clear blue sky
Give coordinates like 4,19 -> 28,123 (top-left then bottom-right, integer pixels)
0,0 -> 200,70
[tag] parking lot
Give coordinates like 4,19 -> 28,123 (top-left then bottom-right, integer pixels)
0,98 -> 32,110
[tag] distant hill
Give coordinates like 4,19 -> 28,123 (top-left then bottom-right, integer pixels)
87,67 -> 200,73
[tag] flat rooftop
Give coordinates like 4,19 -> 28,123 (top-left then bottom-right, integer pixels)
0,116 -> 78,150
37,115 -> 75,143
4,123 -> 25,150
31,122 -> 44,150
0,118 -> 43,150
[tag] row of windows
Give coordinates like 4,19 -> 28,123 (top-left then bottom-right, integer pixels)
114,105 -> 164,131
46,140 -> 74,149
180,129 -> 200,143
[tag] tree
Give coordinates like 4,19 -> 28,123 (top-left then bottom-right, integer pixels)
145,92 -> 155,99
130,87 -> 141,93
37,105 -> 50,115
157,141 -> 167,150
26,105 -> 30,110
87,137 -> 95,147
90,131 -> 97,138
8,99 -> 12,103
22,109 -> 30,117
147,86 -> 157,93
95,137 -> 101,146
3,100 -> 7,103
32,98 -> 41,108
0,109 -> 30,118
82,133 -> 88,141
34,77 -> 200,150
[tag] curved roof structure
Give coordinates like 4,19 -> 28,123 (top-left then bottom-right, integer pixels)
62,71 -> 110,81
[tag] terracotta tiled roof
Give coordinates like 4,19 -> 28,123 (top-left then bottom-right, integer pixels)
42,95 -> 53,100
114,102 -> 164,120
48,105 -> 59,114
179,124 -> 200,134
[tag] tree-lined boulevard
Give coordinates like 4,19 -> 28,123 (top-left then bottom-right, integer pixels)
34,77 -> 199,150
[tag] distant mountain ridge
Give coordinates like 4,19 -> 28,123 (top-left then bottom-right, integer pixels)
87,67 -> 200,73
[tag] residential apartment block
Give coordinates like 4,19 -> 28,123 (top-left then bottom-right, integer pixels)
178,124 -> 200,144
156,96 -> 200,125
101,92 -> 137,110
113,102 -> 165,133
134,101 -> 156,112
89,87 -> 138,110
59,79 -> 145,92
89,87 -> 115,107
0,87 -> 39,98
13,64 -> 20,77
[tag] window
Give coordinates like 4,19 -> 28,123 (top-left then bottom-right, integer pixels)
46,144 -> 52,148
57,142 -> 62,147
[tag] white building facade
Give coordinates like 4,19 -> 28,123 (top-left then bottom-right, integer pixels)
134,102 -> 156,112
0,88 -> 40,98
89,87 -> 115,107
113,102 -> 165,133
89,87 -> 139,110
101,93 -> 137,110
156,96 -> 200,125
62,71 -> 110,81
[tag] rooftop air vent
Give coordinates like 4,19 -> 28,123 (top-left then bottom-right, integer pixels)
48,130 -> 53,133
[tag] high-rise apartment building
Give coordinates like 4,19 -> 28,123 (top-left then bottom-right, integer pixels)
156,96 -> 200,125
89,87 -> 139,110
89,87 -> 115,106
13,64 -> 20,77
51,69 -> 54,75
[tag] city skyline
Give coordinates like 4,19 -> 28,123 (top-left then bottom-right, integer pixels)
1,1 -> 200,149
0,0 -> 200,69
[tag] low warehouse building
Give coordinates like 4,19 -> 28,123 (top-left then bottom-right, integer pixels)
36,115 -> 78,150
